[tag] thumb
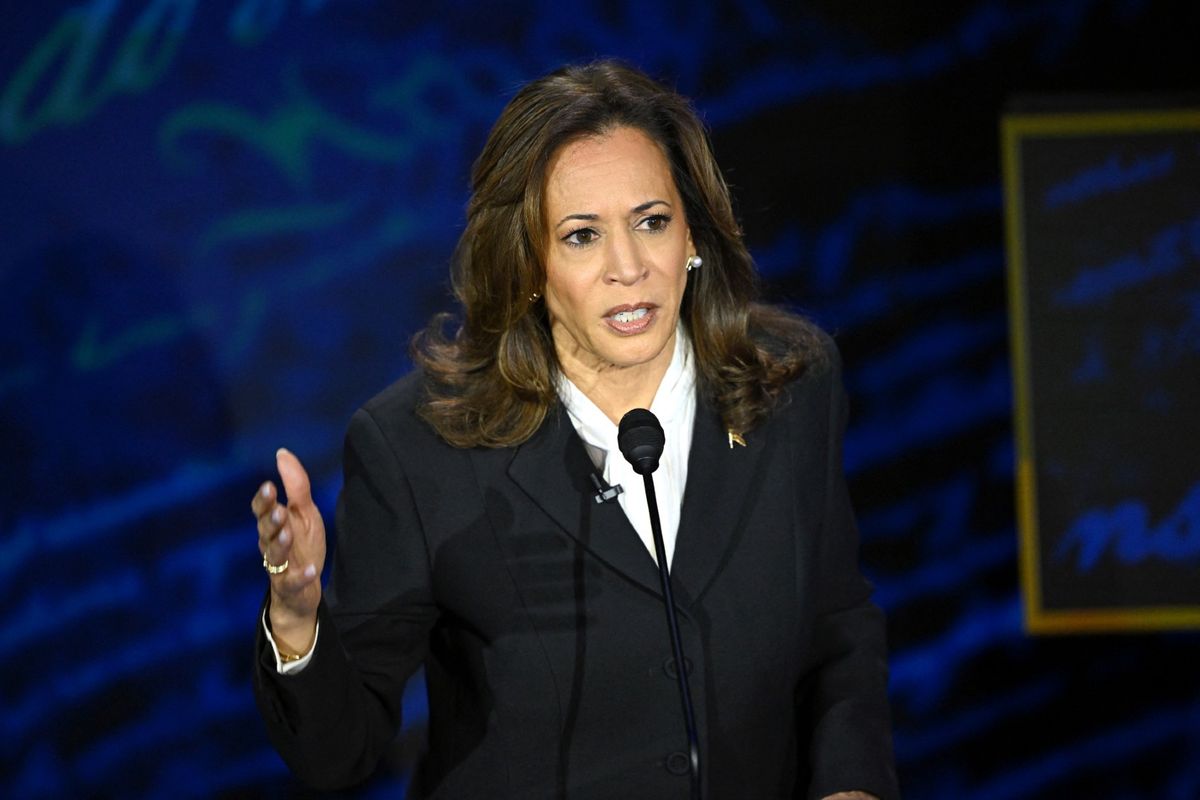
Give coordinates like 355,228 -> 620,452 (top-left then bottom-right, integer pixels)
275,447 -> 313,509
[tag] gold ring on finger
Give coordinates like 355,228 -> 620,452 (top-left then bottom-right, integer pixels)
263,555 -> 289,575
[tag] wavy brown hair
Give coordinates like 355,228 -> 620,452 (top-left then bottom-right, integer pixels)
413,60 -> 823,448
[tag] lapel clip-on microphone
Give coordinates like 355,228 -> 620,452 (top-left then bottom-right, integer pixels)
589,472 -> 623,504
618,408 -> 702,800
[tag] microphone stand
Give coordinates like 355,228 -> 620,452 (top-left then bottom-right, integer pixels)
642,472 -> 702,800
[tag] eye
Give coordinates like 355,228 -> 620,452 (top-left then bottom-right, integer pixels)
562,227 -> 599,248
637,213 -> 672,233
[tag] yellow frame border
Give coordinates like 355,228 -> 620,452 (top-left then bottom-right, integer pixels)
1001,108 -> 1200,634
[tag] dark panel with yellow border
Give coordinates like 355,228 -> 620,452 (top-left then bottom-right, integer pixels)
1003,106 -> 1200,633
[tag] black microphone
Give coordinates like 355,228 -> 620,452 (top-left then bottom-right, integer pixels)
618,408 -> 665,474
618,408 -> 702,800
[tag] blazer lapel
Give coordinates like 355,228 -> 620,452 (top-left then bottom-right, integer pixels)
669,396 -> 770,607
504,406 -> 663,597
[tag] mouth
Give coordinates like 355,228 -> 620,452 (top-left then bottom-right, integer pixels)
603,303 -> 658,335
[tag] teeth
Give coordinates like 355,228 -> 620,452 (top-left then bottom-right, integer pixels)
611,308 -> 649,323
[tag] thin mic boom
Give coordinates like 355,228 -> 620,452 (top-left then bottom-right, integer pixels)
618,408 -> 703,800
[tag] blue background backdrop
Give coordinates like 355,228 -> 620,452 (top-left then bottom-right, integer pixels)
2,1 -> 1198,797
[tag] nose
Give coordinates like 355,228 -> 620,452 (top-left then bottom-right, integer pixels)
604,230 -> 649,286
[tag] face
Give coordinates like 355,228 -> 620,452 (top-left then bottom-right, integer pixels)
541,126 -> 694,387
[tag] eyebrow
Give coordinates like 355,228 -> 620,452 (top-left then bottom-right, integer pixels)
555,199 -> 671,228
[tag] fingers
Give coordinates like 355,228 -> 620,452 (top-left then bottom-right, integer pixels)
275,447 -> 313,511
251,448 -> 322,601
257,502 -> 285,547
257,500 -> 289,565
250,449 -> 307,564
270,559 -> 321,595
258,504 -> 317,592
252,478 -> 290,566
265,556 -> 316,599
250,480 -> 275,517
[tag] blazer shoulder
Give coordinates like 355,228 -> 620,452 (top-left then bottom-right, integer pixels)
807,327 -> 844,390
352,368 -> 443,452
747,305 -> 840,380
755,317 -> 842,396
800,325 -> 841,375
360,367 -> 425,419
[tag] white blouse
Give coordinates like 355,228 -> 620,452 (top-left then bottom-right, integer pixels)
556,327 -> 696,568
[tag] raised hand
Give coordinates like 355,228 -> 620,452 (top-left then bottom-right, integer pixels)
251,447 -> 326,655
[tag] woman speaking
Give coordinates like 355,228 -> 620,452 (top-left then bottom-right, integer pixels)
251,60 -> 898,799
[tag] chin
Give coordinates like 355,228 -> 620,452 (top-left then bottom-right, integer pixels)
606,332 -> 673,368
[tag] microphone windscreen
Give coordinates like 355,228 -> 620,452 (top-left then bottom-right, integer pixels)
618,408 -> 665,475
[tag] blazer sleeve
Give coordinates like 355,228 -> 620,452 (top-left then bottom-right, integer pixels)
253,406 -> 439,790
799,341 -> 900,800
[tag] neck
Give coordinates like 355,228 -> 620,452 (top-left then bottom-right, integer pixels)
558,330 -> 677,425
